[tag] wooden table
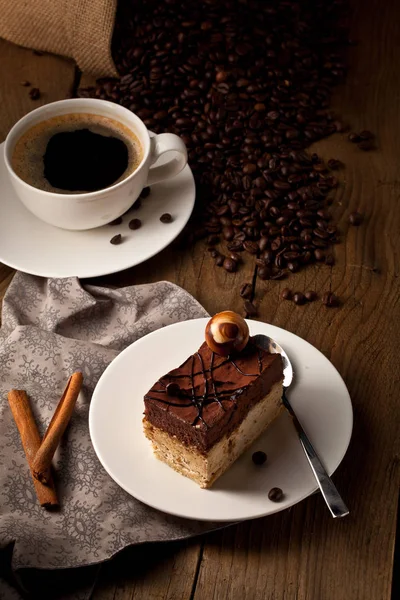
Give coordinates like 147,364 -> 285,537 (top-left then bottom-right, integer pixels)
0,0 -> 399,598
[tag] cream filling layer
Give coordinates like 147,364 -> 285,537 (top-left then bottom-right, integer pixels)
143,380 -> 283,488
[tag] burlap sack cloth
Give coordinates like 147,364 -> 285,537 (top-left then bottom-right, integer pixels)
0,0 -> 118,77
0,273 -> 230,599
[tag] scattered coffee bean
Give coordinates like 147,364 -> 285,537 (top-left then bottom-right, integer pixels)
166,382 -> 180,396
348,132 -> 360,143
359,130 -> 374,140
243,300 -> 258,318
140,187 -> 151,199
239,282 -> 252,299
349,211 -> 363,226
223,257 -> 237,273
29,87 -> 40,100
79,0 -> 354,291
327,158 -> 342,170
258,266 -> 270,280
20,80 -> 30,87
229,252 -> 241,264
129,218 -> 142,230
358,140 -> 374,151
268,487 -> 284,502
210,249 -> 219,258
293,292 -> 306,305
252,451 -> 267,465
109,217 -> 123,226
110,234 -> 122,245
305,290 -> 317,301
160,213 -> 172,223
322,291 -> 340,307
314,249 -> 326,261
281,288 -> 292,300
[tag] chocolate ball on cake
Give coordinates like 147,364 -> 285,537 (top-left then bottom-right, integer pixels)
205,311 -> 250,356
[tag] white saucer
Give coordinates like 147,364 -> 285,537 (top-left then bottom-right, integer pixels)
89,319 -> 353,522
0,142 -> 195,279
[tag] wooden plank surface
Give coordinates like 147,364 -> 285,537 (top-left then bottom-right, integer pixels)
0,0 -> 398,597
0,39 -> 76,142
89,0 -> 399,598
192,0 -> 400,598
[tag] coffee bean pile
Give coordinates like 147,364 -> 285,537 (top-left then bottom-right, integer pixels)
80,0 -> 351,284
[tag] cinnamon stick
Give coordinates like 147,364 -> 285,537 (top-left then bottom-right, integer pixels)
32,372 -> 83,484
7,389 -> 58,509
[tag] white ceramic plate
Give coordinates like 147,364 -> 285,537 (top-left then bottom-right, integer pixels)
89,319 -> 353,522
0,141 -> 195,278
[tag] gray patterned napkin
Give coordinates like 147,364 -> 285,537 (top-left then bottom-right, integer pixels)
0,273 -> 224,594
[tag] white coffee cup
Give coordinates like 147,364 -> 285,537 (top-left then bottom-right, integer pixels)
3,98 -> 188,230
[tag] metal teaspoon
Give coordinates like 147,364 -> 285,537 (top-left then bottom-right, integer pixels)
252,333 -> 349,519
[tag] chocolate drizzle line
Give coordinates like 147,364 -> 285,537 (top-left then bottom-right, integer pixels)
145,342 -> 264,429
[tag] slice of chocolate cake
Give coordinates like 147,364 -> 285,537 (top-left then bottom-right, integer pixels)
143,312 -> 284,488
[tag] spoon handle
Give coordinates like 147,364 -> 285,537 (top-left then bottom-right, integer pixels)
283,390 -> 349,519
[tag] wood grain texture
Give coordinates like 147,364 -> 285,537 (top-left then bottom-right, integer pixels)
92,540 -> 200,600
193,0 -> 400,598
0,39 -> 76,142
0,0 -> 398,597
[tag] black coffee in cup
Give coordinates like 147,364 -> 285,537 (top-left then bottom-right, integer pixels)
11,113 -> 143,193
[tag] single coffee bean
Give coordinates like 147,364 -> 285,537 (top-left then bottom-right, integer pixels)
314,249 -> 326,261
258,266 -> 270,280
359,130 -> 374,140
140,186 -> 151,198
293,292 -> 306,305
110,234 -> 122,245
327,158 -> 341,170
305,290 -> 317,301
209,249 -> 219,258
268,487 -> 283,502
29,87 -> 41,100
229,251 -> 241,263
349,211 -> 363,226
160,213 -> 172,223
243,163 -> 257,175
322,291 -> 340,307
129,218 -> 142,230
239,282 -> 252,299
222,226 -> 235,241
348,132 -> 360,143
281,287 -> 292,300
252,451 -> 267,465
243,240 -> 259,254
243,300 -> 258,317
223,257 -> 237,272
109,216 -> 123,226
215,254 -> 224,266
166,382 -> 180,396
270,269 -> 286,280
287,261 -> 298,272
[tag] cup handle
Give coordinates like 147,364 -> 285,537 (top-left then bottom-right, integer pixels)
146,133 -> 188,186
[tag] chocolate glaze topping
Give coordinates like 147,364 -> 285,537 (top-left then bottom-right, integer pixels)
144,338 -> 283,453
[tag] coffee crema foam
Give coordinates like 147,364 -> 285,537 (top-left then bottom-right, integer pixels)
11,113 -> 143,193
